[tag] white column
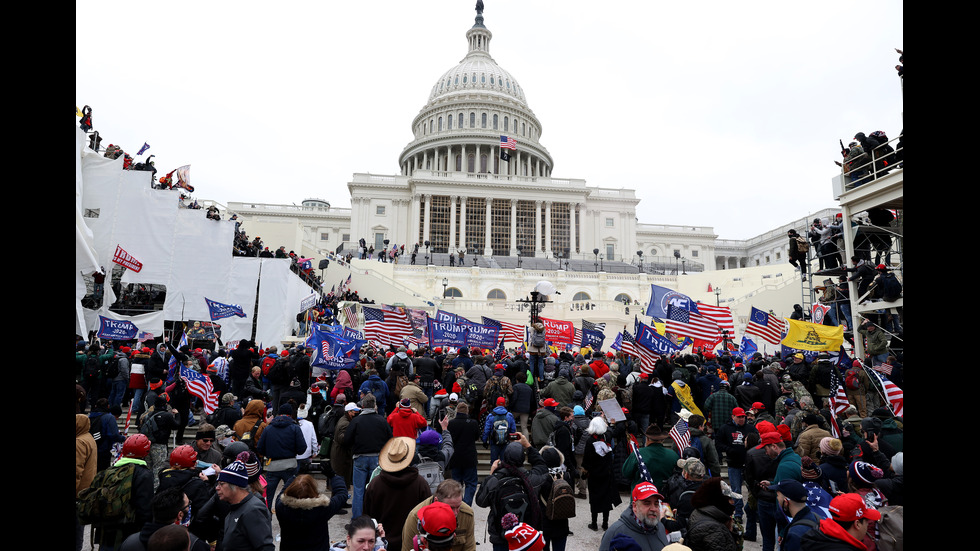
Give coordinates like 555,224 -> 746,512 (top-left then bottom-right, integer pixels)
484,198 -> 493,256
411,194 -> 421,245
569,202 -> 577,257
449,195 -> 457,252
509,199 -> 517,256
544,201 -> 552,256
460,197 -> 468,252
534,200 -> 542,256
422,194 -> 431,247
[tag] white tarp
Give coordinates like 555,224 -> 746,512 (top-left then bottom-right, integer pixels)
75,126 -> 309,345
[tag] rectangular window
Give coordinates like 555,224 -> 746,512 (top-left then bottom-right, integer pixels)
516,201 -> 536,254
429,195 -> 451,253
491,199 -> 511,256
342,233 -> 350,242
376,205 -> 386,215
605,218 -> 614,227
320,233 -> 329,241
606,244 -> 615,261
692,250 -> 698,257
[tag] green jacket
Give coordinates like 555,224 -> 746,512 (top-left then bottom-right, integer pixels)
772,448 -> 803,484
622,442 -> 679,493
858,325 -> 889,355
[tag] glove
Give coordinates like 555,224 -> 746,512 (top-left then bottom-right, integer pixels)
321,461 -> 336,480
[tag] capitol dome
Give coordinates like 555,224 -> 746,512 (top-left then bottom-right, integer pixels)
399,7 -> 553,179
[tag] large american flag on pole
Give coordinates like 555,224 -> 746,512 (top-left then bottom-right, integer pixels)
500,135 -> 517,150
343,304 -> 358,328
827,369 -> 851,438
180,365 -> 219,414
363,305 -> 413,348
665,304 -> 722,343
695,303 -> 735,341
744,307 -> 786,346
582,320 -> 606,333
482,317 -> 525,344
868,369 -> 904,417
620,330 -> 659,373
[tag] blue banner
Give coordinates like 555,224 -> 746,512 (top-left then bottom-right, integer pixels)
205,297 -> 247,321
435,310 -> 472,324
308,324 -> 358,370
738,336 -> 758,360
462,321 -> 500,349
582,328 -> 605,349
97,315 -> 139,341
427,318 -> 469,348
644,284 -> 700,319
636,322 -> 682,355
343,327 -> 364,341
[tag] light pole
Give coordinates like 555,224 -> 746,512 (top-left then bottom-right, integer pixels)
637,250 -> 643,273
599,253 -> 604,271
715,287 -> 721,306
593,248 -> 599,272
442,277 -> 448,299
681,259 -> 687,275
673,250 -> 680,275
425,240 -> 430,265
517,246 -> 523,268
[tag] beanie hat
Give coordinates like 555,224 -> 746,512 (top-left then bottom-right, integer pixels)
217,460 -> 249,488
418,429 -> 441,447
800,456 -> 822,480
501,515 -> 545,551
891,452 -> 903,476
573,405 -> 585,416
236,450 -> 262,480
819,437 -> 843,456
848,461 -> 884,488
608,534 -> 644,551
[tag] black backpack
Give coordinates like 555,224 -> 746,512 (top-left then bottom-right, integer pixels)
881,273 -> 902,301
84,355 -> 101,379
492,474 -> 534,527
268,358 -> 292,386
106,356 -> 121,379
89,412 -> 106,444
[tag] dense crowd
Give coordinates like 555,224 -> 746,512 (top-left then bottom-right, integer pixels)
77,322 -> 903,551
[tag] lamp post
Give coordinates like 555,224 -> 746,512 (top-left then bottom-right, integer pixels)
715,287 -> 721,306
637,250 -> 643,273
517,246 -> 523,268
383,239 -> 390,264
593,248 -> 599,272
425,240 -> 430,265
673,250 -> 680,275
442,277 -> 448,299
599,253 -> 604,272
681,259 -> 687,275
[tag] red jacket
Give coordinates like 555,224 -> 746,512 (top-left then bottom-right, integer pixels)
387,407 -> 427,439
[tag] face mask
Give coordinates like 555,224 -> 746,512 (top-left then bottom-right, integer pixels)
179,503 -> 192,527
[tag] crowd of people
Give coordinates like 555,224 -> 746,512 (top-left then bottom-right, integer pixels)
77,320 -> 903,551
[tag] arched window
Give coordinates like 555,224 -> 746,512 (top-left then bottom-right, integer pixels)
438,116 -> 443,131
459,113 -> 464,128
430,120 -> 434,133
445,288 -> 463,298
470,112 -> 476,128
504,116 -> 509,131
480,154 -> 487,173
455,154 -> 462,172
448,114 -> 453,128
493,114 -> 498,130
482,113 -> 487,128
614,293 -> 631,303
487,289 -> 506,300
467,154 -> 475,173
573,292 -> 591,301
522,122 -> 526,136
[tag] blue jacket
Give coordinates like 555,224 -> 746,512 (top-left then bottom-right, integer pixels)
358,375 -> 389,410
482,406 -> 516,444
780,505 -> 822,551
256,415 -> 307,460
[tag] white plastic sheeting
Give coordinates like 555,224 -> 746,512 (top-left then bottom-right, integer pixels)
75,127 -> 303,344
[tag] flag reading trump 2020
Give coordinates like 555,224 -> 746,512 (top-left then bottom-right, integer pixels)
205,298 -> 247,321
781,319 -> 844,352
428,318 -> 468,348
98,316 -> 139,340
460,321 -> 500,349
540,317 -> 575,344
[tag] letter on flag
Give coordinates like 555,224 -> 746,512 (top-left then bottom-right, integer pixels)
205,298 -> 247,321
645,284 -> 700,319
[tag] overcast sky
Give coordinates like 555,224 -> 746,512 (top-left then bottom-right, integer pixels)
76,1 -> 903,241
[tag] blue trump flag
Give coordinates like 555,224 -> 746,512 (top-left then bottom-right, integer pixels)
645,284 -> 700,319
582,328 -> 605,349
738,336 -> 758,360
461,321 -> 500,349
427,318 -> 468,348
635,322 -> 683,356
205,298 -> 246,321
98,315 -> 139,341
308,324 -> 357,370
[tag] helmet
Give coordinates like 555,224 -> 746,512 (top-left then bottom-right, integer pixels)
222,441 -> 249,462
122,434 -> 152,458
170,445 -> 198,468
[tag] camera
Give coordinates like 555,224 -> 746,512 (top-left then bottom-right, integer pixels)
508,433 -> 521,441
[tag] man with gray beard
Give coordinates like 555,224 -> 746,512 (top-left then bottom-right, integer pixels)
599,481 -> 676,551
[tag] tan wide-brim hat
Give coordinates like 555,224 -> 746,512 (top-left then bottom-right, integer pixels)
379,436 -> 417,473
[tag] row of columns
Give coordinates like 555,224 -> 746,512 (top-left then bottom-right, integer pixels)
402,143 -> 551,178
414,194 -> 578,257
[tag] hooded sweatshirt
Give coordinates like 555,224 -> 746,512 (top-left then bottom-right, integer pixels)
387,405 -> 428,438
599,505 -> 670,551
482,406 -> 517,444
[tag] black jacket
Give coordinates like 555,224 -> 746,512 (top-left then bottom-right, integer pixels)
715,420 -> 757,468
342,409 -> 392,455
744,446 -> 777,502
446,412 -> 481,469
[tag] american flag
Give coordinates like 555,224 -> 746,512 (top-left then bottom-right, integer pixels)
803,482 -> 832,519
180,365 -> 219,414
363,305 -> 413,348
621,330 -> 659,373
628,435 -> 655,484
665,304 -> 722,343
500,135 -> 517,150
868,369 -> 904,417
584,387 -> 594,411
827,369 -> 851,438
343,304 -> 358,328
573,327 -> 583,347
582,320 -> 606,333
695,303 -> 735,341
167,332 -> 188,383
494,336 -> 506,362
872,362 -> 894,376
744,307 -> 786,346
482,317 -> 525,344
669,418 -> 691,451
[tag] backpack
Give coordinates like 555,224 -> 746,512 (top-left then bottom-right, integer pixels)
530,330 -> 547,348
89,413 -> 106,444
881,273 -> 902,302
84,355 -> 101,379
844,368 -> 862,390
106,356 -> 121,379
463,381 -> 481,403
76,462 -> 138,526
416,457 -> 445,494
544,472 -> 576,520
492,474 -> 533,526
877,505 -> 903,551
393,355 -> 411,375
492,413 -> 510,446
261,356 -> 277,377
795,237 -> 810,253
485,378 -> 504,406
268,358 -> 291,385
239,418 -> 263,450
139,411 -> 162,441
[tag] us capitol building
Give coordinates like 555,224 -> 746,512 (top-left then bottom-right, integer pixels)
227,5 -> 837,312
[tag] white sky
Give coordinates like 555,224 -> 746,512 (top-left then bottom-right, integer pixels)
76,0 -> 903,241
